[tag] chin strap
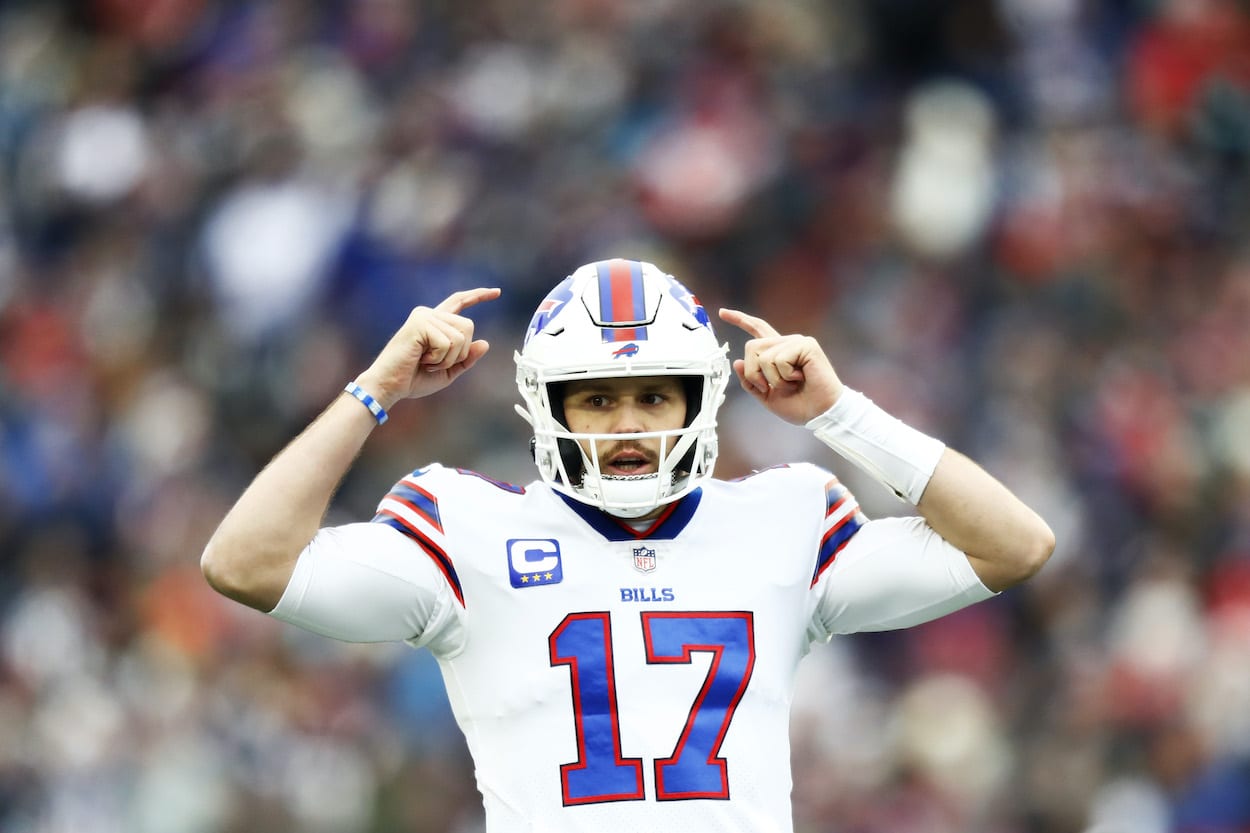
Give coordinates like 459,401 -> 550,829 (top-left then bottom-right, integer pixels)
592,473 -> 675,519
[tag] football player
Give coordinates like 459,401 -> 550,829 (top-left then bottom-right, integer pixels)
202,259 -> 1054,832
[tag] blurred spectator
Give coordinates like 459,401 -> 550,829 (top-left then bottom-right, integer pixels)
2,0 -> 1250,831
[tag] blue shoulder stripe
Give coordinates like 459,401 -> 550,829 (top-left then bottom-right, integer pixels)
373,511 -> 464,607
812,511 -> 865,586
387,481 -> 443,532
824,480 -> 849,516
812,478 -> 865,585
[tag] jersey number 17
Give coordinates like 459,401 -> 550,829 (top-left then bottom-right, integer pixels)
548,610 -> 756,805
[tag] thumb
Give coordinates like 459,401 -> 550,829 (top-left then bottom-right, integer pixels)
778,356 -> 803,382
732,359 -> 768,398
446,340 -> 491,383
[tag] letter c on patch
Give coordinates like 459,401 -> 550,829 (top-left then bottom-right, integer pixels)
508,539 -> 560,573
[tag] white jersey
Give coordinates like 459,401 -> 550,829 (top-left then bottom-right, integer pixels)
271,462 -> 993,833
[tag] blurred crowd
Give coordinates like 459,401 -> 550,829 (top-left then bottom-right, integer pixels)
2,0 -> 1250,831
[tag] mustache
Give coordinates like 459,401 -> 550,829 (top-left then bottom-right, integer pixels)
596,441 -> 660,466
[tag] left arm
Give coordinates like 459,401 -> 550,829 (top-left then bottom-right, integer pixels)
719,308 -> 1054,592
918,448 -> 1054,591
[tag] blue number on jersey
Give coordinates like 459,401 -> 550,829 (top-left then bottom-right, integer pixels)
643,611 -> 755,800
549,613 -> 646,804
549,611 -> 757,804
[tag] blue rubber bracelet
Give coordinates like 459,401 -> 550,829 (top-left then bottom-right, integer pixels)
344,382 -> 388,425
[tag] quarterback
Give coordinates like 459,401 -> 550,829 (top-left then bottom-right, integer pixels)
202,259 -> 1054,832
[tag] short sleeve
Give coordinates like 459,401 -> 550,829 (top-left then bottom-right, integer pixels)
810,515 -> 996,639
269,522 -> 465,655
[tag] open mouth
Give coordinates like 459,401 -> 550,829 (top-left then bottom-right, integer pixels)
603,448 -> 656,476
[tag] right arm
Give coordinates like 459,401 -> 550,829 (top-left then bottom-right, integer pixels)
718,307 -> 1054,593
200,288 -> 501,612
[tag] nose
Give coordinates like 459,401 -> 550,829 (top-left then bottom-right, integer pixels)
610,400 -> 647,434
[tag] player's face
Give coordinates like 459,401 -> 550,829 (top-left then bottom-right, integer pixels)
561,376 -> 688,476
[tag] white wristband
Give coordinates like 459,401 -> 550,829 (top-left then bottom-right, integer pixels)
805,388 -> 945,505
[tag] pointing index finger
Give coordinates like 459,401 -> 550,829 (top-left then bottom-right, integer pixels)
436,287 -> 503,314
718,308 -> 781,339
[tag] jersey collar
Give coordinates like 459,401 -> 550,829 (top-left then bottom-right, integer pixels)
555,489 -> 702,541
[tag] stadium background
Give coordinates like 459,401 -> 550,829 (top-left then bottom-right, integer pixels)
1,1 -> 1249,831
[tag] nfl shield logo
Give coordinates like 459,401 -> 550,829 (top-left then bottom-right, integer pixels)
632,546 -> 657,573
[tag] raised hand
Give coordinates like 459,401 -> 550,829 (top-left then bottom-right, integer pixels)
356,287 -> 502,409
717,308 -> 844,425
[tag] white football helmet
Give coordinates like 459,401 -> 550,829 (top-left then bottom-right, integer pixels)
515,259 -> 730,518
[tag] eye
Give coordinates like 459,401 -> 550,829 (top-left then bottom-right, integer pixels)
587,395 -> 609,408
641,393 -> 667,406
